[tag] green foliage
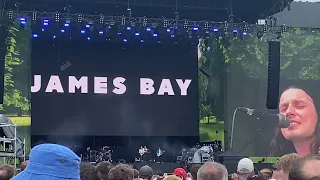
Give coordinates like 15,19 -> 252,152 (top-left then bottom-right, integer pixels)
198,28 -> 320,142
0,23 -> 30,114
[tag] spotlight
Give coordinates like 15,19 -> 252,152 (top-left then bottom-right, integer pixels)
140,39 -> 144,43
99,31 -> 104,35
20,17 -> 26,24
135,32 -> 140,36
213,27 -> 219,32
242,31 -> 247,36
65,20 -> 71,27
153,33 -> 158,37
61,29 -> 65,33
146,27 -> 151,32
43,19 -> 49,26
232,28 -> 238,34
53,35 -> 56,39
55,12 -> 60,22
81,30 -> 86,34
32,11 -> 37,21
126,27 -> 131,31
123,39 -> 128,43
166,28 -> 171,32
87,37 -> 91,41
192,26 -> 199,31
32,34 -> 38,38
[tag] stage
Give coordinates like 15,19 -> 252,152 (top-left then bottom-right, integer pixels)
128,162 -> 273,173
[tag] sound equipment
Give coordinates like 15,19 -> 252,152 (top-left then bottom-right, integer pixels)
266,41 -> 281,109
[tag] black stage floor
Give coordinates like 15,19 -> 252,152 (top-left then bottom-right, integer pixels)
129,162 -> 273,173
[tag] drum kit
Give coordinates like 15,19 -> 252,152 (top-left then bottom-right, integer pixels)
82,146 -> 113,163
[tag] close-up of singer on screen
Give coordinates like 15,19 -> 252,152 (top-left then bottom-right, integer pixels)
270,86 -> 320,157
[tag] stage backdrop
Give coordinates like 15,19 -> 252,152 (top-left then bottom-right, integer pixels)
2,19 -> 320,162
31,38 -> 199,137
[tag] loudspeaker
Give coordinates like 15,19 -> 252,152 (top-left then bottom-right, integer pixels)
266,41 -> 281,109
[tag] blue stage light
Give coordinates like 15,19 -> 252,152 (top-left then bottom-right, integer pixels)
153,33 -> 158,37
123,39 -> 128,42
171,35 -> 175,38
146,27 -> 151,32
41,28 -> 45,32
81,30 -> 85,34
135,32 -> 140,36
213,28 -> 219,32
233,29 -> 238,34
53,35 -> 56,39
140,39 -> 144,43
20,18 -> 26,24
87,37 -> 91,40
118,32 -> 122,35
86,24 -> 90,28
192,26 -> 199,31
43,19 -> 49,26
61,29 -> 65,33
242,32 -> 247,36
32,34 -> 38,38
166,28 -> 171,32
64,23 -> 70,27
126,27 -> 131,30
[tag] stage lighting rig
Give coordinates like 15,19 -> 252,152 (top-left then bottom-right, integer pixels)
7,10 -> 290,43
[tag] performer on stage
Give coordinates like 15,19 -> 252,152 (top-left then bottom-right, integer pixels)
270,86 -> 320,156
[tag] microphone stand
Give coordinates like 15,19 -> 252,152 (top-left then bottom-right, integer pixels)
230,107 -> 248,149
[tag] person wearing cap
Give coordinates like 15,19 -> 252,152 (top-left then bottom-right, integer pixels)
237,158 -> 255,180
139,165 -> 153,180
11,143 -> 81,180
173,168 -> 187,180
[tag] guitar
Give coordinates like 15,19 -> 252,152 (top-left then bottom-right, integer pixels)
156,147 -> 165,157
139,146 -> 148,156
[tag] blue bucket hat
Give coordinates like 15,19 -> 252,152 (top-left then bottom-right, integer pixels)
12,144 -> 80,180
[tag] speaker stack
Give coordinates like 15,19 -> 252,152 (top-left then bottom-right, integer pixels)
266,41 -> 281,109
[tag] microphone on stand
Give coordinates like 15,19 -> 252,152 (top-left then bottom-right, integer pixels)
238,107 -> 291,128
229,107 -> 291,149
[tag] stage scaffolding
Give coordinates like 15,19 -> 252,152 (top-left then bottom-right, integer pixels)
0,115 -> 26,167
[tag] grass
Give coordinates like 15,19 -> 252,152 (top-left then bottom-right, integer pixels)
7,116 -> 31,126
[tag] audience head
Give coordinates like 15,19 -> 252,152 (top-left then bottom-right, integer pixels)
259,168 -> 273,179
197,162 -> 228,180
139,165 -> 153,180
20,160 -> 29,172
190,164 -> 202,180
95,161 -> 114,180
237,158 -> 255,179
173,168 -> 187,180
80,162 -> 99,180
289,155 -> 320,180
0,164 -> 17,180
11,143 -> 81,180
108,164 -> 134,180
133,169 -> 139,178
272,153 -> 300,180
163,175 -> 182,180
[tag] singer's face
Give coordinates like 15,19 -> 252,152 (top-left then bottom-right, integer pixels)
279,88 -> 318,142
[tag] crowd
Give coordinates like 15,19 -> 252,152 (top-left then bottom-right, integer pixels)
0,143 -> 319,180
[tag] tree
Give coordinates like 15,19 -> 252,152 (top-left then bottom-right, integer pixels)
198,27 -> 320,123
0,22 -> 30,115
